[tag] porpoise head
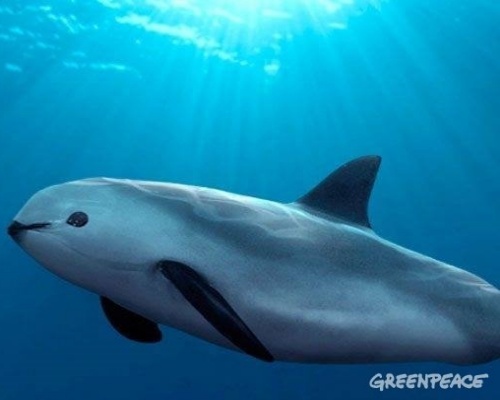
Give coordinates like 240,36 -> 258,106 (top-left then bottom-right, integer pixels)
7,178 -> 183,295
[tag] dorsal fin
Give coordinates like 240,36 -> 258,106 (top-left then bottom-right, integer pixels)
296,156 -> 381,228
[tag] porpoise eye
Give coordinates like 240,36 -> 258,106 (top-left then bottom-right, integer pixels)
67,212 -> 89,228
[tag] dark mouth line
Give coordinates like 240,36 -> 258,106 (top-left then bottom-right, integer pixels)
8,221 -> 51,237
24,222 -> 51,230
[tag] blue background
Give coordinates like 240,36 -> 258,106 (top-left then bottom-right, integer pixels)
0,0 -> 499,399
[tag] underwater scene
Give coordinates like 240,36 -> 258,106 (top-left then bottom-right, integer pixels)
0,0 -> 499,399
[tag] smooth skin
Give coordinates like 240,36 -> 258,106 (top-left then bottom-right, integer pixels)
8,156 -> 500,364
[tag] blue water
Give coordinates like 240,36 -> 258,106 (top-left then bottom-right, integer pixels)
1,0 -> 499,399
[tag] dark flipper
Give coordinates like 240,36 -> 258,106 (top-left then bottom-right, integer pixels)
100,297 -> 162,343
158,260 -> 274,362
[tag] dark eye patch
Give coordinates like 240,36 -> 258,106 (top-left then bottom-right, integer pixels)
67,212 -> 89,228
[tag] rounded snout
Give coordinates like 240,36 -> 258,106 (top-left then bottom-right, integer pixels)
7,220 -> 51,241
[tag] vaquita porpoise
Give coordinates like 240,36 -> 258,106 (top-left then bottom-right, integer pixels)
7,156 -> 500,364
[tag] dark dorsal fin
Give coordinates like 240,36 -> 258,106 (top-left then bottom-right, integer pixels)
296,155 -> 381,228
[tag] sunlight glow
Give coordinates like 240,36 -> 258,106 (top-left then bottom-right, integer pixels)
103,0 -> 384,74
